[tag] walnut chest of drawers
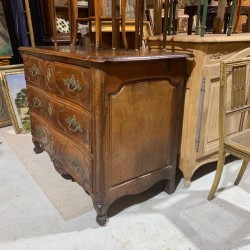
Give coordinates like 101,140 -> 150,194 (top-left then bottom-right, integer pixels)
21,47 -> 188,225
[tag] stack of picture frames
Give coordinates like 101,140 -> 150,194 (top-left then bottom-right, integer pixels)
0,64 -> 30,134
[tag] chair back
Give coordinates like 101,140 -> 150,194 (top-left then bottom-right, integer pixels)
220,57 -> 250,142
68,0 -> 128,49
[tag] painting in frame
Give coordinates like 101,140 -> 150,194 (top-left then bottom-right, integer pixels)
1,64 -> 30,134
0,66 -> 12,128
0,1 -> 13,58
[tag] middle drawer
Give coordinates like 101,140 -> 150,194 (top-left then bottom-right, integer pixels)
27,85 -> 92,153
44,61 -> 91,111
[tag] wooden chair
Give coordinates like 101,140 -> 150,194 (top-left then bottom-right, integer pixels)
232,0 -> 243,33
208,57 -> 250,200
48,0 -> 57,47
213,0 -> 240,35
153,0 -> 177,50
68,0 -> 128,49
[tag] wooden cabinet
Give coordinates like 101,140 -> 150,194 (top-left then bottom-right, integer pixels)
21,47 -> 188,225
148,34 -> 250,187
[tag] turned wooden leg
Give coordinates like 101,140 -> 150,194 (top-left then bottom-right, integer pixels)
94,202 -> 109,226
234,160 -> 248,186
32,140 -> 43,154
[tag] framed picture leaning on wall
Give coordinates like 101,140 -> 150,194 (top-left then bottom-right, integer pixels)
1,64 -> 30,134
0,66 -> 12,128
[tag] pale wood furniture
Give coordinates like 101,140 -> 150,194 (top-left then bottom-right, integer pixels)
208,57 -> 250,200
24,0 -> 35,47
147,33 -> 250,187
20,46 -> 188,225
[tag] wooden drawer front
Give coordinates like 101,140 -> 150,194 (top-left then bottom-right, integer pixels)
28,86 -> 92,152
30,114 -> 92,192
23,55 -> 44,87
27,85 -> 45,117
50,62 -> 91,110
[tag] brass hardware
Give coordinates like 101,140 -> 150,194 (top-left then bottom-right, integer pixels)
47,67 -> 52,82
48,137 -> 55,150
67,155 -> 82,172
63,75 -> 82,93
29,64 -> 40,77
35,126 -> 45,137
65,115 -> 83,133
48,102 -> 53,117
33,96 -> 42,108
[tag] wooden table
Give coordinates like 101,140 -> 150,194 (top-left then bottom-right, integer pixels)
20,46 -> 189,225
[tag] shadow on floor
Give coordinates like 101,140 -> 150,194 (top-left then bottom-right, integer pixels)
108,155 -> 239,218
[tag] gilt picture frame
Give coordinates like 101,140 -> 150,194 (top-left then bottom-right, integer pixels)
1,64 -> 30,134
0,66 -> 12,128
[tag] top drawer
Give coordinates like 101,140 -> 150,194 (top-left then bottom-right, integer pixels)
23,55 -> 44,87
45,61 -> 91,111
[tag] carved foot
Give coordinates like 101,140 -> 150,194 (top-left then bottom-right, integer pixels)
162,179 -> 176,194
33,140 -> 43,154
61,173 -> 75,182
183,178 -> 191,188
96,215 -> 107,226
94,202 -> 109,226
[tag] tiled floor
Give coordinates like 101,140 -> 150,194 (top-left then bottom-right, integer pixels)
0,127 -> 249,250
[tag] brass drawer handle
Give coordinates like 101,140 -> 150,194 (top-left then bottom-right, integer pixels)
67,155 -> 82,171
47,67 -> 52,82
35,126 -> 45,138
33,96 -> 42,108
65,116 -> 83,133
48,137 -> 55,151
48,102 -> 53,117
29,64 -> 40,77
63,75 -> 83,93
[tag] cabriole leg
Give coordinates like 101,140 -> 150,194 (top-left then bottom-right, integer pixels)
94,202 -> 109,226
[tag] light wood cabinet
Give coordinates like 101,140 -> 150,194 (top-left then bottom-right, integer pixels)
21,46 -> 188,225
148,34 -> 250,186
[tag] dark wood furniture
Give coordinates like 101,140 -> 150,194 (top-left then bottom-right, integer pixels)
40,0 -> 88,45
20,46 -> 188,225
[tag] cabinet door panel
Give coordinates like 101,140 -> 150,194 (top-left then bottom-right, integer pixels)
196,64 -> 247,159
108,80 -> 176,188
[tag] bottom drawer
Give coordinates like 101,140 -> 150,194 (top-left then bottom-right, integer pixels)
30,113 -> 92,193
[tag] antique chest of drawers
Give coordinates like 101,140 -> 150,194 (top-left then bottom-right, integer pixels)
21,47 -> 188,225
